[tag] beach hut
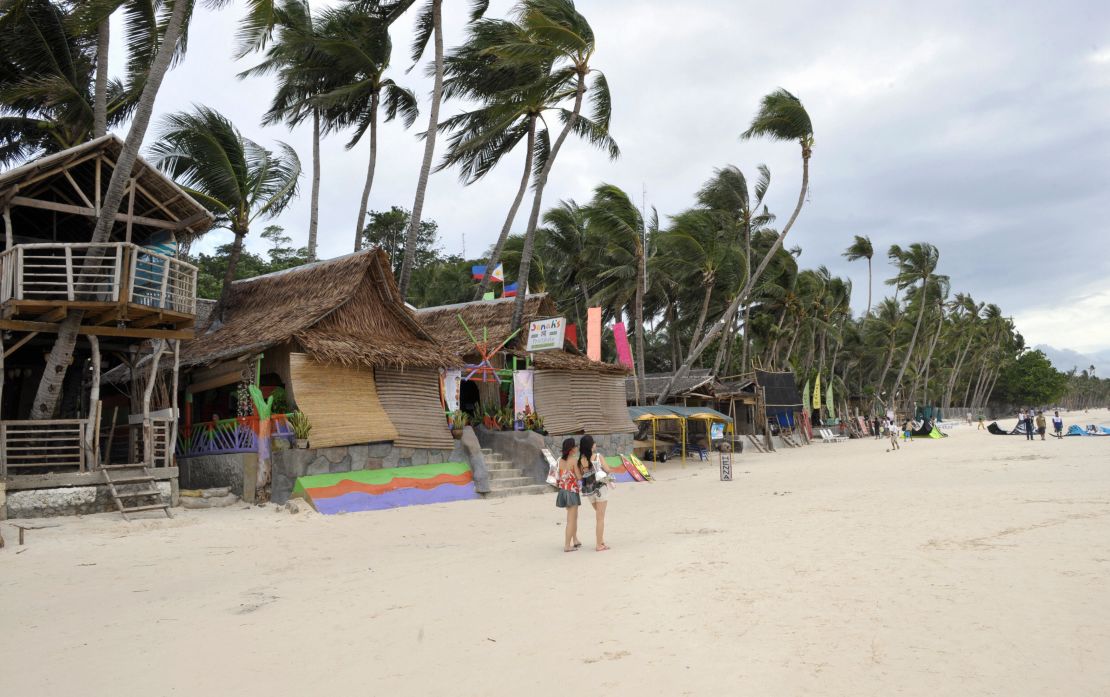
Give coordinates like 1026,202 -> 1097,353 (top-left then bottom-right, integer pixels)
0,137 -> 214,518
168,249 -> 462,498
416,295 -> 635,448
626,369 -> 720,407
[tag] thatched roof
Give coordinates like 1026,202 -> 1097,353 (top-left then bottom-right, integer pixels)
0,134 -> 214,243
415,294 -> 628,375
182,248 -> 459,369
627,370 -> 718,402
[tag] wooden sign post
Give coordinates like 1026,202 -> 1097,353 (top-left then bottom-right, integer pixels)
719,451 -> 732,481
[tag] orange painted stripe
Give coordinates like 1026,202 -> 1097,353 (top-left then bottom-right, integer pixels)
306,472 -> 474,499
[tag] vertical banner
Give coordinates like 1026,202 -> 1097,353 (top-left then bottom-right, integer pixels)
812,372 -> 822,410
565,323 -> 578,349
587,307 -> 602,361
513,369 -> 534,421
612,322 -> 633,368
441,368 -> 462,412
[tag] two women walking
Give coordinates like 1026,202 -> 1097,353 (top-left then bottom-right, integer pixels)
555,434 -> 613,552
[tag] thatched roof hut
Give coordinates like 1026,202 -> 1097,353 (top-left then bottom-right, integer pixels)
416,294 -> 633,436
180,249 -> 459,450
184,248 -> 456,369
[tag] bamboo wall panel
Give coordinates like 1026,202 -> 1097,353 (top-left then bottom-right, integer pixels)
288,353 -> 398,448
375,367 -> 454,450
534,370 -> 580,435
599,376 -> 636,434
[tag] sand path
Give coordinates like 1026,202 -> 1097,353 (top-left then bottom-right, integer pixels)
2,412 -> 1109,696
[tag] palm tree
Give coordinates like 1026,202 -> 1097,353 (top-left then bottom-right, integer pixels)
842,234 -> 873,316
388,0 -> 490,297
657,88 -> 813,404
437,17 -> 562,300
0,0 -> 136,164
308,5 -> 419,252
493,0 -> 614,331
536,199 -> 594,327
30,0 -> 192,419
149,106 -> 301,320
238,0 -> 336,261
886,242 -> 943,404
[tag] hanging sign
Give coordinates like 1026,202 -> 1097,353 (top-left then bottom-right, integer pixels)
526,316 -> 566,352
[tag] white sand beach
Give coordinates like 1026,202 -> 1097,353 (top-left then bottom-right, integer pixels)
3,413 -> 1110,697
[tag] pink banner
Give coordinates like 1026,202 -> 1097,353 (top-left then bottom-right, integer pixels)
587,307 -> 602,361
612,322 -> 633,368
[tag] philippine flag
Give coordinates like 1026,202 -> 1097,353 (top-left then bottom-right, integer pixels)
490,263 -> 504,282
471,265 -> 487,281
503,282 -> 518,297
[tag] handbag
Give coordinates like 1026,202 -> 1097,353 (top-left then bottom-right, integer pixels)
593,453 -> 608,482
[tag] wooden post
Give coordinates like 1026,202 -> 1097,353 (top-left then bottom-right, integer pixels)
2,205 -> 11,250
0,326 -> 5,424
142,340 -> 166,466
170,339 -> 180,467
124,180 -> 136,243
104,405 -> 118,465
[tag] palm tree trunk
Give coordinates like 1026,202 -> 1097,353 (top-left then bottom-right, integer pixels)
865,257 -> 872,316
686,276 -> 715,357
216,226 -> 249,319
634,246 -> 646,405
656,143 -> 811,404
916,312 -> 944,403
475,114 -> 536,300
397,0 -> 443,297
888,276 -> 929,406
307,108 -> 321,261
944,333 -> 974,407
94,17 -> 109,139
354,94 -> 380,252
739,221 -> 753,372
510,72 -> 587,331
31,0 -> 189,420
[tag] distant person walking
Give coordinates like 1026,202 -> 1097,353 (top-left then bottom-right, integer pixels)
1035,411 -> 1047,440
872,416 -> 881,439
966,411 -> 972,426
1024,409 -> 1035,441
977,413 -> 986,430
887,421 -> 900,452
1052,411 -> 1064,438
555,438 -> 582,552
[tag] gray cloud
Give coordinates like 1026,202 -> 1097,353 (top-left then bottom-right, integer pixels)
110,0 -> 1110,350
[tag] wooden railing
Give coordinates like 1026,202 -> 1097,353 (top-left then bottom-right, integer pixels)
0,242 -> 198,315
0,419 -> 88,475
177,414 -> 295,458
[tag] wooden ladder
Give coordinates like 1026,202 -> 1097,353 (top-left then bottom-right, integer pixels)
746,434 -> 768,453
101,464 -> 173,521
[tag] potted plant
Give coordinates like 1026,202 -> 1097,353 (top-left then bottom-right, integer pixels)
448,410 -> 468,439
482,405 -> 501,431
289,410 -> 312,448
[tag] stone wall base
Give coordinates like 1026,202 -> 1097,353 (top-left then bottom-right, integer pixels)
6,481 -> 173,519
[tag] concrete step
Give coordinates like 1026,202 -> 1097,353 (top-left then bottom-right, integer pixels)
482,484 -> 552,499
480,448 -> 495,456
488,468 -> 524,480
488,476 -> 538,490
484,457 -> 511,466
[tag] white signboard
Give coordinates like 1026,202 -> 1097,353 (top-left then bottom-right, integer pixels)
526,316 -> 566,352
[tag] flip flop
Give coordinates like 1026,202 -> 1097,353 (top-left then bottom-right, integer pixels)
574,542 -> 582,549
564,547 -> 579,553
596,544 -> 610,552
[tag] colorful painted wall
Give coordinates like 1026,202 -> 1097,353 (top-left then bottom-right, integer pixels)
291,462 -> 477,515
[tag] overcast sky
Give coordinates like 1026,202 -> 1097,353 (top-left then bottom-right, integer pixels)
111,0 -> 1110,354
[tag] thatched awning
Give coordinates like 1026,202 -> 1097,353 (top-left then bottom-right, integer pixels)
183,248 -> 459,370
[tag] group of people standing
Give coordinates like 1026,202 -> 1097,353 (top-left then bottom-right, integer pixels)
1017,409 -> 1064,440
554,434 -> 612,553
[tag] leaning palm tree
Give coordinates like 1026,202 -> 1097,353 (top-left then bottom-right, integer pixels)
656,88 -> 813,404
309,4 -> 419,251
886,242 -> 943,403
842,234 -> 874,316
487,0 -> 615,331
438,17 -> 558,300
149,106 -> 301,320
30,0 -> 194,419
586,184 -> 646,400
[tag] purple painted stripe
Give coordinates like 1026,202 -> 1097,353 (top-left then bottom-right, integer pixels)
610,471 -> 637,483
311,483 -> 478,515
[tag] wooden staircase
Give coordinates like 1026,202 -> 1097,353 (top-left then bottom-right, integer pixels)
101,464 -> 173,520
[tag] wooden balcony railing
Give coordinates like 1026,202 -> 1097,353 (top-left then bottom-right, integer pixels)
0,419 -> 89,475
0,242 -> 198,316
